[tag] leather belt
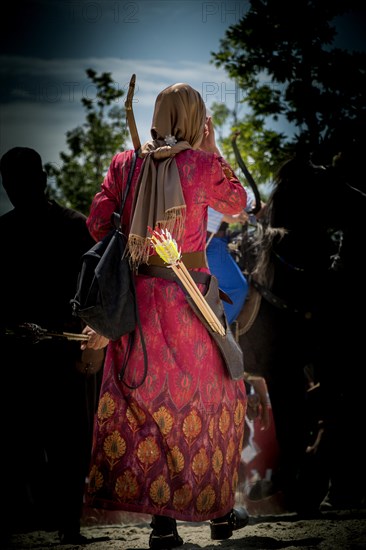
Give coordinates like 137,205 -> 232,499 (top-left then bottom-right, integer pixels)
138,264 -> 210,286
146,250 -> 208,269
138,265 -> 233,304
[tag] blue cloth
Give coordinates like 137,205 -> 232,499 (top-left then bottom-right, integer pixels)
206,236 -> 249,324
207,207 -> 223,233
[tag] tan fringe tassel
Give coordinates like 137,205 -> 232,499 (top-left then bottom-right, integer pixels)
128,207 -> 186,267
127,234 -> 151,267
156,207 -> 186,241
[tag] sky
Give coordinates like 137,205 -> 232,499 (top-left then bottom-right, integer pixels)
1,0 -> 366,214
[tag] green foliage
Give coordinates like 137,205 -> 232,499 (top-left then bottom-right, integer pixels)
45,69 -> 128,215
211,0 -> 366,167
211,102 -> 290,196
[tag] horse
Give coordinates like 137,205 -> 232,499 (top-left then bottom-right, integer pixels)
231,156 -> 344,513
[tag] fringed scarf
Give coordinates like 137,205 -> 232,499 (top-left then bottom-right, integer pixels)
128,83 -> 206,266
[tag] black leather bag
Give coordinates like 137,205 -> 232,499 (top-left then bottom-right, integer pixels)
71,152 -> 137,340
70,151 -> 147,388
185,275 -> 245,381
70,219 -> 135,341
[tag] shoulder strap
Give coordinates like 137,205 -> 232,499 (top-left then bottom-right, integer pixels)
112,151 -> 137,230
120,150 -> 137,215
116,149 -> 148,389
118,274 -> 148,390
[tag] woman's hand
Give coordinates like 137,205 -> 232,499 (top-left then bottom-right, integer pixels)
199,116 -> 221,156
222,210 -> 249,225
80,326 -> 109,350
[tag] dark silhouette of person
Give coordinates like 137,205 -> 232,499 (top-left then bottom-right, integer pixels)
0,147 -> 103,545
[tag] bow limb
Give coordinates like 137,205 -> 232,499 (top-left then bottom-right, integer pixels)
125,74 -> 141,151
231,131 -> 261,215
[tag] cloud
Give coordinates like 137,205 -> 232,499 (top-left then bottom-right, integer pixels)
1,55 -> 239,161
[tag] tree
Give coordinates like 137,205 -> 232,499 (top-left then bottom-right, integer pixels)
210,101 -> 290,194
211,0 -> 366,167
45,69 -> 128,214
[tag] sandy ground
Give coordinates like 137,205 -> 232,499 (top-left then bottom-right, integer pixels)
5,501 -> 366,550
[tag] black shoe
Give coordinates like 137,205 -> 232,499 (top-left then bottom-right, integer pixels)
210,506 -> 249,540
59,530 -> 89,544
149,515 -> 183,549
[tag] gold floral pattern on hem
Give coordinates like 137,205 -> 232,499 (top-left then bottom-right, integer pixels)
234,399 -> 245,428
192,447 -> 209,482
182,409 -> 202,446
103,430 -> 126,469
153,406 -> 174,435
115,469 -> 139,500
150,474 -> 171,506
232,469 -> 239,494
173,483 -> 193,511
226,437 -> 235,465
87,465 -> 103,494
196,485 -> 216,513
220,478 -> 230,507
126,402 -> 146,432
97,392 -> 116,425
137,436 -> 160,473
167,445 -> 185,477
212,446 -> 224,478
208,417 -> 215,443
219,406 -> 230,436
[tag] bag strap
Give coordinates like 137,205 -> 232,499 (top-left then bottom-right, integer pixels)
111,150 -> 137,230
116,149 -> 147,390
118,274 -> 148,390
120,150 -> 137,214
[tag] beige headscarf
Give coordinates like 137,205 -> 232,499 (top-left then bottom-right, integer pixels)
128,83 -> 206,265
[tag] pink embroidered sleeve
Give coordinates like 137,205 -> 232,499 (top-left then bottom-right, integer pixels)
206,154 -> 247,214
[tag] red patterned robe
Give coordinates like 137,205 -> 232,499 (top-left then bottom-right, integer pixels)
85,149 -> 247,522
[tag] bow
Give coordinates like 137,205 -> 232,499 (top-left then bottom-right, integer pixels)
231,131 -> 262,215
125,74 -> 141,151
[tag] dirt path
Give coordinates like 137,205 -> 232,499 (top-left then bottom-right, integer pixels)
5,508 -> 366,550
